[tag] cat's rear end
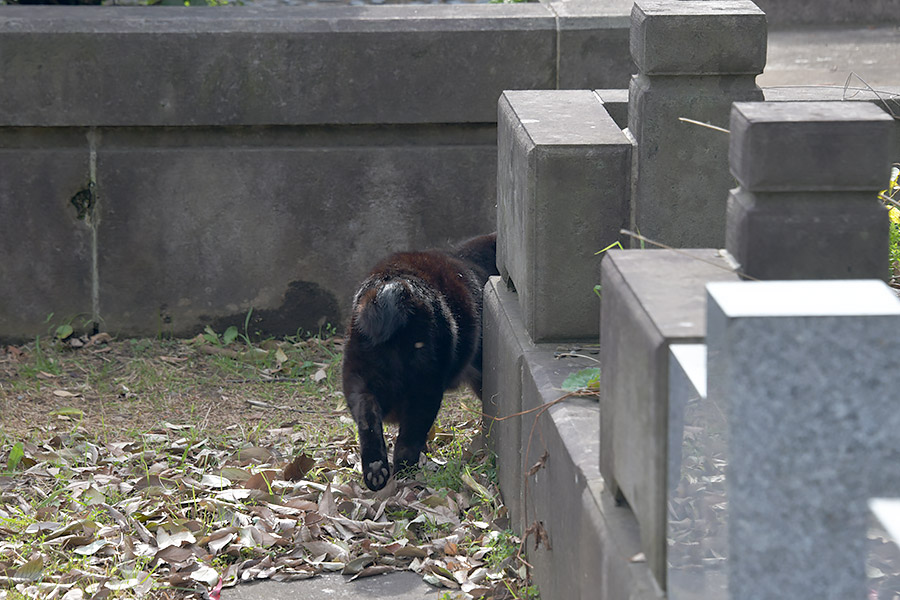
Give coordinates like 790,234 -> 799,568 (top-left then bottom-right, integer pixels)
342,233 -> 497,491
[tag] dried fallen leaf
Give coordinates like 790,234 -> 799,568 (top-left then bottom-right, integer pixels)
0,338 -> 537,600
189,564 -> 220,587
85,332 -> 113,347
105,578 -> 140,591
14,556 -> 43,581
200,474 -> 232,489
243,471 -> 279,491
283,453 -> 316,482
524,521 -> 552,551
342,554 -> 375,575
527,450 -> 549,476
73,539 -> 111,556
349,565 -> 394,581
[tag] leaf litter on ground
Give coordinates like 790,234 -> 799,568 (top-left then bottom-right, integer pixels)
0,335 -> 534,600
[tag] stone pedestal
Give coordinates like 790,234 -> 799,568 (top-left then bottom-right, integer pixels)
726,101 -> 894,280
497,90 -> 632,341
628,0 -> 766,249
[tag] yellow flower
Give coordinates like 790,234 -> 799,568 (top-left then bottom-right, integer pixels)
890,207 -> 900,225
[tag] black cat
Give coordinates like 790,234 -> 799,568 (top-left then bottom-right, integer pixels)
342,233 -> 498,491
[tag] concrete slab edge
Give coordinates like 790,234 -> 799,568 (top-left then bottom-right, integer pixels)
484,276 -> 661,599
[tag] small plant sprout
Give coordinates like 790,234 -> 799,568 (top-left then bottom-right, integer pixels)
880,163 -> 900,282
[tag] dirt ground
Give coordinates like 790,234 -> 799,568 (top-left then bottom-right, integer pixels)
0,334 -> 476,445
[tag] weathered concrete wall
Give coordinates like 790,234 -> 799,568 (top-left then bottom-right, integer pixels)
483,276 -> 665,600
0,3 -> 633,342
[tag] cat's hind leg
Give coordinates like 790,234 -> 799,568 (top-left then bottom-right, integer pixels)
349,391 -> 390,491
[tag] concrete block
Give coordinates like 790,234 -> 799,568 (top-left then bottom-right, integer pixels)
95,129 -> 496,337
587,480 -> 666,600
549,0 -> 634,89
628,0 -> 765,249
482,276 -> 530,529
0,133 -> 93,342
599,249 -> 739,586
761,88 -> 900,158
729,101 -> 896,192
483,277 -> 663,599
497,90 -> 632,341
628,76 -> 763,249
666,344 -> 707,494
630,0 -> 767,76
726,188 -> 889,280
520,349 -> 601,600
0,5 -> 556,127
706,279 -> 900,600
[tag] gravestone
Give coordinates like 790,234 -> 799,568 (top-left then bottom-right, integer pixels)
706,279 -> 900,600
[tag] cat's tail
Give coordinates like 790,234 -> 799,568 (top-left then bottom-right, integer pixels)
352,280 -> 410,345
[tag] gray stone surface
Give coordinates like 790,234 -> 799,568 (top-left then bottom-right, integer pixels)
482,276 -> 529,530
595,88 -> 630,130
599,249 -> 739,586
483,273 -> 662,599
630,0 -> 766,76
729,101 -> 895,192
520,349 -> 603,600
549,0 -> 635,89
0,4 -> 632,128
0,3 -> 634,342
586,480 -> 666,600
0,133 -> 94,341
753,0 -> 900,26
726,189 -> 889,280
868,498 -> 900,596
222,572 -> 441,600
726,101 -> 892,281
94,128 -> 496,338
666,344 -> 729,600
760,26 -> 900,88
0,5 -> 555,127
496,90 -> 631,342
706,279 -> 900,600
871,498 -> 900,545
666,344 -> 706,495
760,88 -> 900,158
628,1 -> 765,249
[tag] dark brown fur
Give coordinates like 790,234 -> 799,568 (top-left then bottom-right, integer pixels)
342,233 -> 498,491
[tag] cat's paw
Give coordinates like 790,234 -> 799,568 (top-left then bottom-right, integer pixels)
364,460 -> 390,491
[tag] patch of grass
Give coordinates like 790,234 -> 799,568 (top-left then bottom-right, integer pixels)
17,336 -> 63,379
420,420 -> 491,494
480,528 -> 521,570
